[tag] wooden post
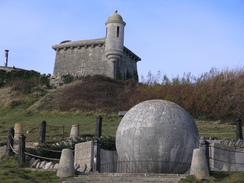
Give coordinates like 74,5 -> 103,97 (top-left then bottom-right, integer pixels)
39,120 -> 46,144
18,134 -> 26,167
95,116 -> 103,138
92,139 -> 101,172
6,127 -> 14,156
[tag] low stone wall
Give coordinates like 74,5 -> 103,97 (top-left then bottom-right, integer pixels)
209,143 -> 244,171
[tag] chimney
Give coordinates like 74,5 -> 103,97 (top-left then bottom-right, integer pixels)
4,50 -> 9,67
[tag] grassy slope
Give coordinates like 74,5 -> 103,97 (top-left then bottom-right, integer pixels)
0,75 -> 241,142
0,156 -> 70,183
0,74 -> 243,183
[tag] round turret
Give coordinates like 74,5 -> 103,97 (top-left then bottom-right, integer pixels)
105,10 -> 126,78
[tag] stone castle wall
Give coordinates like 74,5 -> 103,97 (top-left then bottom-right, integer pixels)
53,40 -> 139,80
53,43 -> 110,77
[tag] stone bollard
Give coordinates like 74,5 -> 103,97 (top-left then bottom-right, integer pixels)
14,123 -> 22,141
70,125 -> 79,139
57,149 -> 75,178
190,148 -> 210,180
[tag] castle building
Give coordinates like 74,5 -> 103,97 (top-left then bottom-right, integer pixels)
52,11 -> 141,80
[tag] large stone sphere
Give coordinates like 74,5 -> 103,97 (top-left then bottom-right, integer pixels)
116,99 -> 199,173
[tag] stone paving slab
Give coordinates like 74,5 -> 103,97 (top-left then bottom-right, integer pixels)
62,173 -> 186,183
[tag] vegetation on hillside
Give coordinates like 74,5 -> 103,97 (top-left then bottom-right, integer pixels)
0,67 -> 243,121
131,67 -> 244,121
0,68 -> 243,183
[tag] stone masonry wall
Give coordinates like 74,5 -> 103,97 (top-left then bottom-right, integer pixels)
53,40 -> 139,80
209,143 -> 244,171
53,45 -> 110,77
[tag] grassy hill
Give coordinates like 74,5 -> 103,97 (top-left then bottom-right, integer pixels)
0,68 -> 243,183
0,68 -> 243,142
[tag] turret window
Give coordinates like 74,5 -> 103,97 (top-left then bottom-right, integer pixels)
117,26 -> 120,37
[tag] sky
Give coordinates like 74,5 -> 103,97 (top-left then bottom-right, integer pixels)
0,0 -> 243,81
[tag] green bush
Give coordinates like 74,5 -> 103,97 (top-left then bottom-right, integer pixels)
0,70 -> 50,93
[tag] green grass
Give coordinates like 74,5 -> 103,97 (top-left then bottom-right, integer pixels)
0,156 -> 72,183
0,108 -> 121,142
1,156 -> 244,183
179,172 -> 244,183
0,108 -> 241,143
0,109 -> 240,143
196,120 -> 238,140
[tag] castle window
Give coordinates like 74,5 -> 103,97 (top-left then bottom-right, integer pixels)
117,26 -> 120,37
106,28 -> 108,38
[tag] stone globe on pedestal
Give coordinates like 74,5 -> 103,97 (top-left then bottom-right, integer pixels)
116,99 -> 199,173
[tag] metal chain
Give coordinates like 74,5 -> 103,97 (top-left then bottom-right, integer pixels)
24,151 -> 60,161
9,144 -> 18,155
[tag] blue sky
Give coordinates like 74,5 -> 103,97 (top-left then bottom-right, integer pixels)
0,0 -> 243,81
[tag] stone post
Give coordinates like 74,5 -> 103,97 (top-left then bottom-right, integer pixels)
6,127 -> 14,156
236,118 -> 243,140
57,149 -> 75,178
18,134 -> 26,167
39,120 -> 46,144
70,125 -> 79,139
92,139 -> 101,172
14,123 -> 22,141
190,148 -> 210,180
95,116 -> 102,138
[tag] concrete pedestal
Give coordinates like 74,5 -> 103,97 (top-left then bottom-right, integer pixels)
57,149 -> 75,178
70,125 -> 79,139
190,148 -> 209,179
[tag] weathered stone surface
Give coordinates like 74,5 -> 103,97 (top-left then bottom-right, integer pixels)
53,163 -> 59,169
85,166 -> 92,173
209,143 -> 235,171
29,157 -> 35,166
43,162 -> 53,170
31,159 -> 40,168
57,149 -> 75,178
74,141 -> 93,170
76,164 -> 87,174
118,111 -> 127,117
39,160 -> 47,169
74,163 -> 80,170
116,99 -> 199,173
190,148 -> 209,179
36,162 -> 41,169
49,163 -> 55,169
70,125 -> 79,139
14,123 -> 22,141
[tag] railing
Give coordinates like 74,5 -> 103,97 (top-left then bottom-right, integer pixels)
4,116 -> 103,168
201,141 -> 244,171
101,160 -> 191,174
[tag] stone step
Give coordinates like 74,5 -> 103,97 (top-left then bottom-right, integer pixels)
62,173 -> 186,183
